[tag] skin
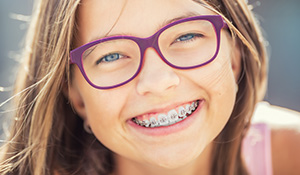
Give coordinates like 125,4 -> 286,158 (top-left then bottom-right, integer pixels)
69,0 -> 242,175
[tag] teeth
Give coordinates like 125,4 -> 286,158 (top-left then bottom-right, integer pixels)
168,109 -> 178,124
149,117 -> 158,127
185,104 -> 192,114
133,100 -> 200,128
142,120 -> 150,127
178,106 -> 187,119
158,114 -> 168,126
134,118 -> 143,126
191,102 -> 196,111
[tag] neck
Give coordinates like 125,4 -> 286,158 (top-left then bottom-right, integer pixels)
112,143 -> 213,175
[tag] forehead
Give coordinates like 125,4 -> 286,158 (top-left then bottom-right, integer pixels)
76,0 -> 215,45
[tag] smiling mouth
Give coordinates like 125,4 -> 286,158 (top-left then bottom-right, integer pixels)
131,100 -> 200,128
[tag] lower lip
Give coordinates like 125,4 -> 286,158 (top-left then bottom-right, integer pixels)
127,100 -> 204,136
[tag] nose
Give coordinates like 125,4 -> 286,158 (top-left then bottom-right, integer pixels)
136,48 -> 180,96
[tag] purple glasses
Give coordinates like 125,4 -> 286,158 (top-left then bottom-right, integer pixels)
70,15 -> 227,89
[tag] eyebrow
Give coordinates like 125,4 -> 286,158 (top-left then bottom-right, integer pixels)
160,12 -> 202,30
88,11 -> 202,43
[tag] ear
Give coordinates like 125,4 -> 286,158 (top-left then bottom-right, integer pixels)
64,80 -> 88,120
231,40 -> 242,83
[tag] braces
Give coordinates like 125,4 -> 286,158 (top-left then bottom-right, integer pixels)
133,100 -> 199,128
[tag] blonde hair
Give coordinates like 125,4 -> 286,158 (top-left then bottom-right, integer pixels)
0,0 -> 267,174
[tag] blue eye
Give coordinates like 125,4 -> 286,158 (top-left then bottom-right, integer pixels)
96,53 -> 122,64
175,33 -> 203,43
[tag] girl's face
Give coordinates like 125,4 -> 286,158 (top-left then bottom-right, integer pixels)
70,0 -> 240,170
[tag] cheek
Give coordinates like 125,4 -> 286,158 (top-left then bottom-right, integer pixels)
204,60 -> 237,135
183,53 -> 237,137
199,34 -> 237,116
208,62 -> 236,119
83,89 -> 126,131
72,68 -> 130,144
185,53 -> 237,102
207,60 -> 236,100
82,90 -> 132,153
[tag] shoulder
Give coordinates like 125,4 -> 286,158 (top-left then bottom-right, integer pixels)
252,102 -> 300,175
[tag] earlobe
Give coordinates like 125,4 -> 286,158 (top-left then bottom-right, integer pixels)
231,41 -> 242,82
67,83 -> 87,119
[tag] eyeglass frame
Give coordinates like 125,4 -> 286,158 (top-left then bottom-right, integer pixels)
70,15 -> 227,90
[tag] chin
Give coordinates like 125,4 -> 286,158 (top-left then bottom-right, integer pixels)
140,143 -> 205,170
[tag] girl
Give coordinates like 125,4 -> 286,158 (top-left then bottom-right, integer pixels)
1,0 -> 300,175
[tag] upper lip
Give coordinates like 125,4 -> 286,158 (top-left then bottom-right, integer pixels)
127,99 -> 202,121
